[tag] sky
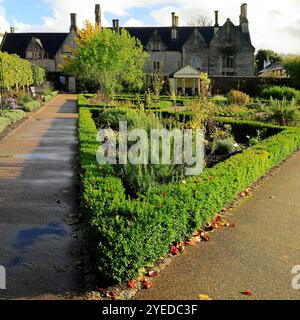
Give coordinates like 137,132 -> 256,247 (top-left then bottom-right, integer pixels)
0,0 -> 299,54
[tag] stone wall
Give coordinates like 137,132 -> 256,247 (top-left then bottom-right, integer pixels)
182,29 -> 209,73
144,51 -> 181,75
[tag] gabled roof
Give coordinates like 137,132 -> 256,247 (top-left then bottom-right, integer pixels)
124,27 -> 215,51
0,33 -> 68,58
259,62 -> 285,74
173,65 -> 201,78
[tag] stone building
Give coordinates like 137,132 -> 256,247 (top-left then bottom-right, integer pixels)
0,3 -> 254,94
0,6 -> 102,92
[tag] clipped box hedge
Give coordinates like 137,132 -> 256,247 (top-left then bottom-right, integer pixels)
79,103 -> 300,283
0,110 -> 27,134
22,100 -> 42,112
0,116 -> 11,134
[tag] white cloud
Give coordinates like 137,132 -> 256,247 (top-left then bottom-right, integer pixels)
123,18 -> 144,27
7,0 -> 300,54
0,1 -> 10,35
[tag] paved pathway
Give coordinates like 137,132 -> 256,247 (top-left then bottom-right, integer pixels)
135,151 -> 300,300
0,95 -> 81,299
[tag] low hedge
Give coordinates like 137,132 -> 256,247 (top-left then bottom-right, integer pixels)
0,109 -> 27,133
261,86 -> 300,101
22,100 -> 42,112
0,116 -> 11,134
0,109 -> 26,124
44,95 -> 53,102
79,102 -> 300,283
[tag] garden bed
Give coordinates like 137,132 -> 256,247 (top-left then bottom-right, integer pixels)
79,97 -> 300,283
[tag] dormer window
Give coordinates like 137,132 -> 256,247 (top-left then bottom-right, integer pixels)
152,32 -> 161,51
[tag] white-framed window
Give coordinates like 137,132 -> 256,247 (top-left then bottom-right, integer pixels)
153,61 -> 161,70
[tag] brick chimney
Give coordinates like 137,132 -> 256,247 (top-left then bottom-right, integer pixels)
70,13 -> 77,32
95,4 -> 102,27
239,3 -> 249,33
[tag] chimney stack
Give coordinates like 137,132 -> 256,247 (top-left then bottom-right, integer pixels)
171,12 -> 176,27
214,11 -> 220,35
214,11 -> 219,27
10,27 -> 15,33
95,4 -> 102,27
241,3 -> 248,19
115,19 -> 120,34
239,3 -> 249,33
171,12 -> 178,40
70,13 -> 77,32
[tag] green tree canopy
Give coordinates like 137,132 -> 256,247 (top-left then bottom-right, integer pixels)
255,49 -> 282,73
61,21 -> 149,96
284,55 -> 300,87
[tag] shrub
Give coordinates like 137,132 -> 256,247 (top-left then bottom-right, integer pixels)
0,117 -> 10,133
44,95 -> 53,102
22,100 -> 42,112
228,90 -> 250,106
269,97 -> 297,126
261,86 -> 300,101
0,110 -> 26,124
215,138 -> 236,154
79,100 -> 300,283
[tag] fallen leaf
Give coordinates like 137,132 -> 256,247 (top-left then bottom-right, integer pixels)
184,241 -> 196,246
106,290 -> 118,299
241,290 -> 253,296
142,280 -> 153,289
127,280 -> 136,288
200,233 -> 211,242
138,274 -> 145,282
148,270 -> 158,278
229,223 -> 236,228
170,246 -> 180,255
198,294 -> 212,300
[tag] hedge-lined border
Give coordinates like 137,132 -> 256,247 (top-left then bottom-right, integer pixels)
79,102 -> 300,283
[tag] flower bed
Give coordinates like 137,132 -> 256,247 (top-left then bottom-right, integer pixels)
79,100 -> 300,283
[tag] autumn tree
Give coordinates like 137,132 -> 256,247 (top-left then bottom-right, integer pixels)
61,21 -> 148,96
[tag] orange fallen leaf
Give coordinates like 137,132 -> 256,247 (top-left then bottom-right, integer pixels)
241,290 -> 253,296
142,280 -> 153,289
229,223 -> 236,228
127,280 -> 136,288
184,241 -> 196,246
198,294 -> 213,300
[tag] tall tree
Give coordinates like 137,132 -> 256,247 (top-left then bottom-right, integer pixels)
284,55 -> 300,87
61,21 -> 148,96
255,49 -> 282,73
